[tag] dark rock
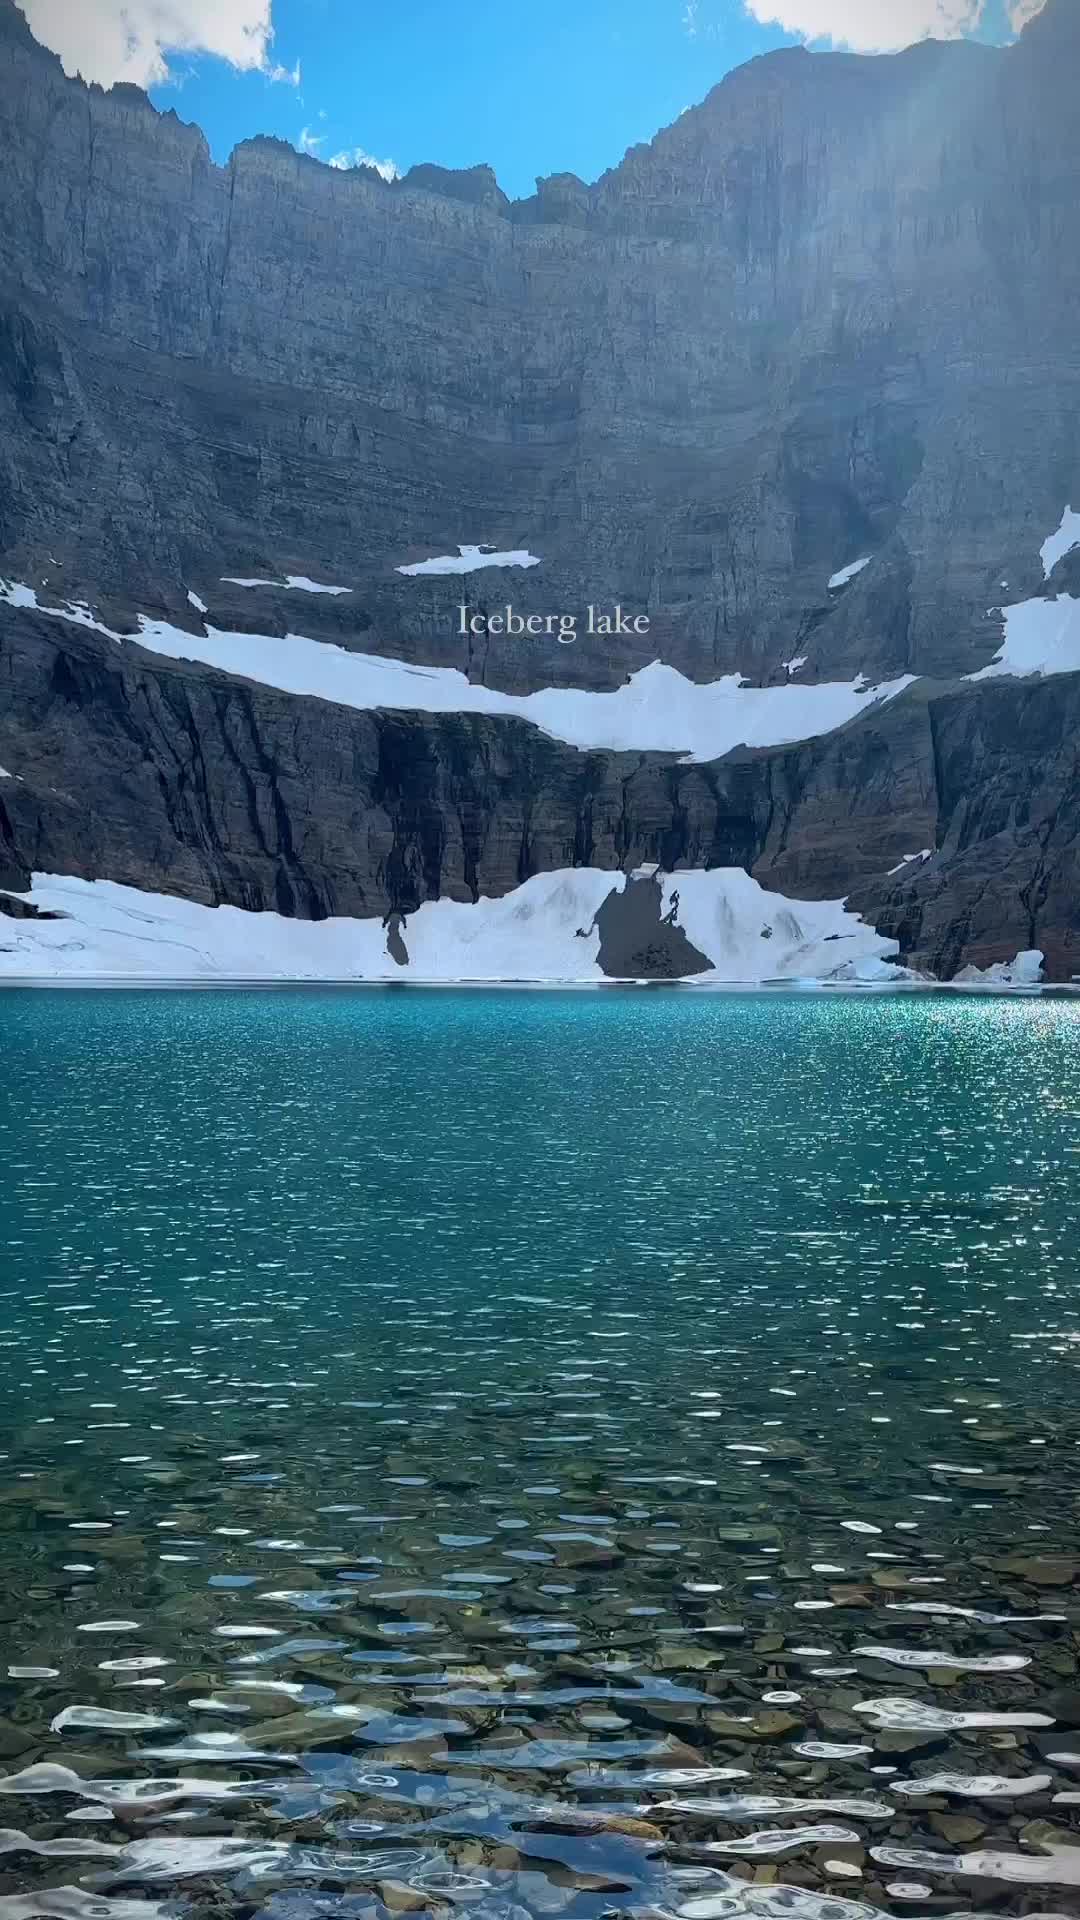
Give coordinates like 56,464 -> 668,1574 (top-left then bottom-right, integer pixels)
1,0 -> 1079,972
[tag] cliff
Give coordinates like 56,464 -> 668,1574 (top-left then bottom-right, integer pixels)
1,0 -> 1078,978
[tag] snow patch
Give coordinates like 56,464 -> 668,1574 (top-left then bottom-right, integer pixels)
124,626 -> 914,763
187,591 -> 208,615
2,580 -> 45,611
0,579 -> 115,637
952,950 -> 1044,987
660,871 -> 902,984
283,576 -> 352,596
0,582 -> 913,763
828,557 -> 872,590
221,576 -> 351,596
396,545 -> 542,577
0,581 -> 915,763
0,870 -> 899,986
887,849 -> 932,877
971,593 -> 1080,680
784,656 -> 807,676
1041,505 -> 1080,578
0,872 -> 607,983
0,765 -> 12,779
972,508 -> 1080,679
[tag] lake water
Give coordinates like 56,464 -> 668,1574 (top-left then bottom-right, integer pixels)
2,988 -> 1080,1920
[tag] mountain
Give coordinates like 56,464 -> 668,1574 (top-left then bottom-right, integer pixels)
1,0 -> 1078,981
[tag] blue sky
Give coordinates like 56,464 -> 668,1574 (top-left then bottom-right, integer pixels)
147,0 -> 790,198
139,0 -> 1026,202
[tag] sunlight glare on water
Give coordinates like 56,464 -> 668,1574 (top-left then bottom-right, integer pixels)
1,989 -> 1080,1920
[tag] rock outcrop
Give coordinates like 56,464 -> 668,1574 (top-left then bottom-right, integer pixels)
1,0 -> 1078,976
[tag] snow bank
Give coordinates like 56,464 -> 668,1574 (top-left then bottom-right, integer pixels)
0,873 -> 608,983
659,871 -> 902,984
0,870 -> 901,985
5,872 -> 1058,989
828,557 -> 872,590
0,581 -> 912,763
971,593 -> 1080,680
396,545 -> 541,577
0,765 -> 12,780
952,950 -> 1044,987
187,590 -> 208,615
1041,506 -> 1080,578
221,577 -> 351,595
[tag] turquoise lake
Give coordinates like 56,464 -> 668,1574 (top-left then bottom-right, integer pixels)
2,989 -> 1080,1920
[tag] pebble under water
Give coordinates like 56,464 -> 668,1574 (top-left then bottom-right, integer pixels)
2,987 -> 1080,1920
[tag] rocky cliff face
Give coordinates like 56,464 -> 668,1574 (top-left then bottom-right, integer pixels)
1,0 -> 1078,978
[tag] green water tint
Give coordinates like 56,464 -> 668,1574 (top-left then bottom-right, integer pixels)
1,989 -> 1080,1920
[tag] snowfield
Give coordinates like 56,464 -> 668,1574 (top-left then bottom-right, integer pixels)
0,581 -> 913,764
1,870 -> 903,985
658,871 -> 906,985
126,638 -> 913,762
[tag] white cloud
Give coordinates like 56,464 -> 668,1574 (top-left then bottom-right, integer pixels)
1007,0 -> 1047,26
329,147 -> 400,182
17,0 -> 299,89
298,125 -> 323,154
740,0 -> 990,51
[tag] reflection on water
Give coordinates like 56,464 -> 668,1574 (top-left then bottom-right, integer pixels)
1,989 -> 1080,1920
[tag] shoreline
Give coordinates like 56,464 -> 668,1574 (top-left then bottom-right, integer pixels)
1,974 -> 1076,995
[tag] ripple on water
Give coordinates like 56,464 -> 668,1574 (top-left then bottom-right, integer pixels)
3,990 -> 1080,1920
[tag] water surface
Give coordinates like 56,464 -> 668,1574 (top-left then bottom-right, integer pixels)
2,990 -> 1080,1920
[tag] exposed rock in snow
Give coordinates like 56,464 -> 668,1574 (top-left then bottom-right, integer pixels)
1041,505 -> 1080,578
396,544 -> 542,577
828,557 -> 872,590
0,583 -> 914,764
0,869 -> 902,985
953,950 -> 1044,986
221,576 -> 352,595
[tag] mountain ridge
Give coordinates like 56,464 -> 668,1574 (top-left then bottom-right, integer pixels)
1,0 -> 1078,978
